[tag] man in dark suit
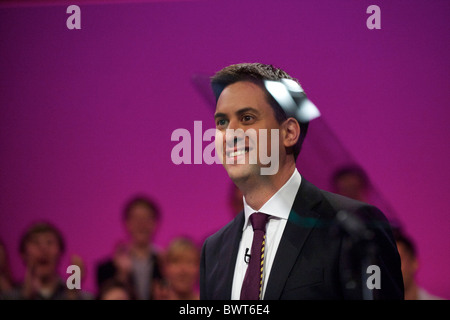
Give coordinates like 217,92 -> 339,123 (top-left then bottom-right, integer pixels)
200,63 -> 404,300
96,195 -> 164,300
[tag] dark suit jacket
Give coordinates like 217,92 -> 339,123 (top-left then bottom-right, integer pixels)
96,252 -> 163,300
200,179 -> 404,300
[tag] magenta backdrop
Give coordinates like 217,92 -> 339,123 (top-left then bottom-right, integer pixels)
0,0 -> 449,298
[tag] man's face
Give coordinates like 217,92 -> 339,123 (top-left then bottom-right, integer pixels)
125,205 -> 156,245
334,173 -> 367,202
23,232 -> 61,278
165,249 -> 199,295
214,81 -> 282,182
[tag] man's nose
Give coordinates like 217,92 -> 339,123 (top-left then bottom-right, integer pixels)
37,245 -> 48,255
226,136 -> 241,148
225,132 -> 245,148
227,118 -> 241,131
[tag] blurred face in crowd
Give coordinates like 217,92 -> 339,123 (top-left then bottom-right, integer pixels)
334,173 -> 367,202
125,204 -> 157,246
101,287 -> 131,300
22,232 -> 61,279
165,247 -> 200,296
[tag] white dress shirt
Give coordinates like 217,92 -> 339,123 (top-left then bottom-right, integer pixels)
231,168 -> 302,300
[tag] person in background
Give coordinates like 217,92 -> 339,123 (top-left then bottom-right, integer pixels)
96,195 -> 164,300
97,278 -> 135,300
393,228 -> 445,300
331,164 -> 370,203
0,239 -> 15,297
154,237 -> 200,300
1,221 -> 93,300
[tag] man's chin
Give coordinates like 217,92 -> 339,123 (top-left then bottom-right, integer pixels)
225,163 -> 260,182
35,268 -> 56,279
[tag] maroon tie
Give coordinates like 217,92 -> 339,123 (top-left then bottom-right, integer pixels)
240,212 -> 269,300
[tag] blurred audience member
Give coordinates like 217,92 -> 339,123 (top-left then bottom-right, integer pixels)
70,254 -> 87,285
228,183 -> 244,218
1,221 -> 93,300
96,195 -> 164,300
394,228 -> 445,300
97,278 -> 135,300
331,164 -> 370,203
0,239 -> 15,297
154,237 -> 200,300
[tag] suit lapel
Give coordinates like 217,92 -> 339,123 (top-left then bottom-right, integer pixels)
264,179 -> 323,300
214,211 -> 244,299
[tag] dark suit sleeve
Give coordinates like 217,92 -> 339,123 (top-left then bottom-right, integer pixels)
339,205 -> 404,300
152,253 -> 164,281
96,260 -> 115,289
199,239 -> 208,300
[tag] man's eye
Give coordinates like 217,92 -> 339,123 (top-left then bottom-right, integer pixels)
242,115 -> 254,122
216,119 -> 228,127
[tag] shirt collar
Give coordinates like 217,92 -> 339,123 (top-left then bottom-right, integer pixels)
242,168 -> 302,230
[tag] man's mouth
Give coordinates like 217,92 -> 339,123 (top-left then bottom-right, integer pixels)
226,147 -> 250,158
36,257 -> 51,266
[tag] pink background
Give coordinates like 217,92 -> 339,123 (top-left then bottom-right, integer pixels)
0,0 -> 449,298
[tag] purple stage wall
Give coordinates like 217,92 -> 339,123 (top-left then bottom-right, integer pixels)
0,0 -> 449,298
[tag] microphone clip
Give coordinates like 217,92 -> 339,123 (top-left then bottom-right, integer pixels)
244,248 -> 251,263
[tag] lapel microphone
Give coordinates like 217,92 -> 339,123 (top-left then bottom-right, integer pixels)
244,248 -> 251,263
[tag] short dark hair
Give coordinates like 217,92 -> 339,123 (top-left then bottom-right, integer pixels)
211,62 -> 309,160
122,195 -> 161,222
19,221 -> 65,255
97,278 -> 136,300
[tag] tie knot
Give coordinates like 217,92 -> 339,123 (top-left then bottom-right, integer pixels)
250,212 -> 269,232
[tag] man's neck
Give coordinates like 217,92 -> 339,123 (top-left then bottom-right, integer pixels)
404,281 -> 419,300
130,243 -> 151,259
239,162 -> 296,211
37,273 -> 61,296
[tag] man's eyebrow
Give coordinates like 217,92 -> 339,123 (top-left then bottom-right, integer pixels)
214,112 -> 227,120
214,107 -> 260,119
235,107 -> 260,116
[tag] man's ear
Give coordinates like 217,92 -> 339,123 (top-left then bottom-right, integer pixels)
282,117 -> 300,148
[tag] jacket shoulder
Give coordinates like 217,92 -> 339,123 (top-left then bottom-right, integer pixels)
203,212 -> 244,248
318,188 -> 390,224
